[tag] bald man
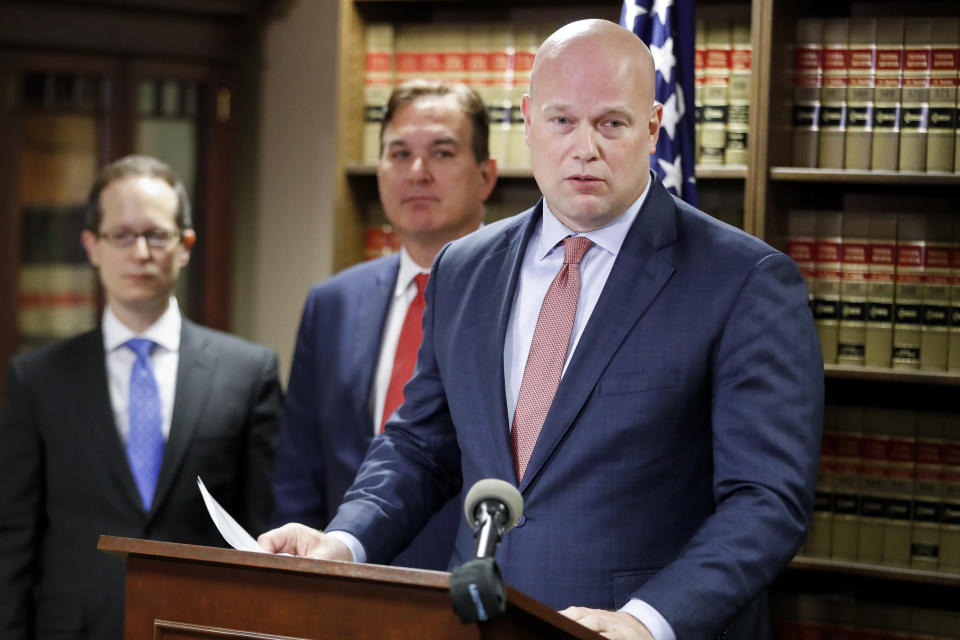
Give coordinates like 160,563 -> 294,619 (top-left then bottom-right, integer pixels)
260,20 -> 822,640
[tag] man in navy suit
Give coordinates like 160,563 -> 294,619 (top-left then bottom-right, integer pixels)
262,20 -> 823,640
270,81 -> 498,569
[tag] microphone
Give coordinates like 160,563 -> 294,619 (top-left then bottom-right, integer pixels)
464,478 -> 524,559
450,479 -> 523,624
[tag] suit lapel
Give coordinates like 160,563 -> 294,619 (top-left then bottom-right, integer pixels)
150,320 -> 213,518
471,208 -> 541,484
81,330 -> 146,511
349,255 -> 399,435
519,181 -> 679,491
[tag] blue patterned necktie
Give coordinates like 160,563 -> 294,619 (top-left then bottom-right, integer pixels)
125,338 -> 164,510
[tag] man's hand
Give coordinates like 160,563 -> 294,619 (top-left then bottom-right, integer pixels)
257,523 -> 352,561
559,607 -> 654,640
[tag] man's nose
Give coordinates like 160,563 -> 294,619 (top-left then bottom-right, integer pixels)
409,156 -> 433,183
573,126 -> 600,162
132,234 -> 152,258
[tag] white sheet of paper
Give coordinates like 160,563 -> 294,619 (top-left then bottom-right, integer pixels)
197,476 -> 265,553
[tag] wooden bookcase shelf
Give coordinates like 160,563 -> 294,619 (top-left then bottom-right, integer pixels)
792,555 -> 960,588
824,364 -> 960,386
770,167 -> 960,185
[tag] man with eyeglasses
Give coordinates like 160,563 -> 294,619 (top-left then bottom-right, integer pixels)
0,155 -> 282,640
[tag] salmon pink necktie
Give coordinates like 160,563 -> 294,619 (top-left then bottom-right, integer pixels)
511,236 -> 593,481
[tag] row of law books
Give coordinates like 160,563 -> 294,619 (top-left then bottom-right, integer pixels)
802,404 -> 960,573
788,209 -> 960,372
793,16 -> 960,173
17,111 -> 99,352
695,19 -> 751,166
362,21 -> 556,169
772,592 -> 960,639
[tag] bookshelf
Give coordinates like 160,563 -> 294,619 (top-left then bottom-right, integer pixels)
0,1 -> 267,386
333,0 -> 754,271
332,0 -> 960,630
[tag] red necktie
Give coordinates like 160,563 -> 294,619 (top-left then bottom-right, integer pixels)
381,273 -> 429,432
511,236 -> 593,481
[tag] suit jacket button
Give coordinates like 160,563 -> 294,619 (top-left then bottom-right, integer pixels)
515,515 -> 526,528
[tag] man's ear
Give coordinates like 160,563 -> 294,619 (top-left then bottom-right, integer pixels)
182,229 -> 196,251
180,229 -> 196,266
521,94 -> 533,144
81,230 -> 100,268
479,157 -> 498,202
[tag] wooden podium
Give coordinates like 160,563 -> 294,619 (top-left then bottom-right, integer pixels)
99,535 -> 601,640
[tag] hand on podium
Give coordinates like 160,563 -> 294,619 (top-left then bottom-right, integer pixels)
257,523 -> 352,561
559,607 -> 654,640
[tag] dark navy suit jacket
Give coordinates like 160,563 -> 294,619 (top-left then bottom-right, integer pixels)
271,253 -> 459,570
327,177 -> 824,639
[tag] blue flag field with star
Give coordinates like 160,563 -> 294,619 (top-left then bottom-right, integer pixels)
620,0 -> 699,207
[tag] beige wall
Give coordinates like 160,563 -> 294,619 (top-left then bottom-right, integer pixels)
233,0 -> 340,384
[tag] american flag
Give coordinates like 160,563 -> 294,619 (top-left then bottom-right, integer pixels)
620,0 -> 699,206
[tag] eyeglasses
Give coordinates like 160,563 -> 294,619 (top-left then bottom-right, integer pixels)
98,228 -> 181,248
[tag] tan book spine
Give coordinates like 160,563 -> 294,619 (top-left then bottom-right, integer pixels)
844,19 -> 878,169
882,409 -> 916,568
926,18 -> 959,172
819,19 -> 849,168
362,23 -> 395,165
788,209 -> 818,308
420,24 -> 445,82
872,18 -> 905,171
695,20 -> 706,166
794,19 -> 823,167
950,222 -> 960,372
814,210 -> 843,364
911,412 -> 945,569
726,20 -> 751,166
509,23 -> 536,171
394,23 -> 423,87
920,215 -> 952,371
806,404 -> 837,558
440,24 -> 467,86
486,25 -> 513,168
865,213 -> 897,368
939,414 -> 960,572
858,407 -> 888,564
701,20 -> 732,165
830,406 -> 863,560
893,213 -> 925,370
466,23 -> 490,93
899,18 -> 933,172
838,212 -> 869,365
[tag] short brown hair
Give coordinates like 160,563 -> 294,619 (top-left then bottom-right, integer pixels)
381,80 -> 490,163
85,155 -> 192,231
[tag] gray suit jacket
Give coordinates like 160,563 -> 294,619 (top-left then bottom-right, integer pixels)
0,319 -> 282,640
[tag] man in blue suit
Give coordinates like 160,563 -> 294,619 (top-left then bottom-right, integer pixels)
262,20 -> 823,640
270,81 -> 498,569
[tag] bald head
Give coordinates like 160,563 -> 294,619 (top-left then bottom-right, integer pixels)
520,18 -> 663,232
530,19 -> 656,107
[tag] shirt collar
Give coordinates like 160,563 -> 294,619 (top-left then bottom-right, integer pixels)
392,246 -> 432,298
103,298 -> 182,353
537,172 -> 654,261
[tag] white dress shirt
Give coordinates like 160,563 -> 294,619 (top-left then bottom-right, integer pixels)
370,247 -> 432,433
102,299 -> 181,444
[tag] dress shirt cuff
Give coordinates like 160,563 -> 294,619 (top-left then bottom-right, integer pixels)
619,598 -> 676,640
325,530 -> 366,563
